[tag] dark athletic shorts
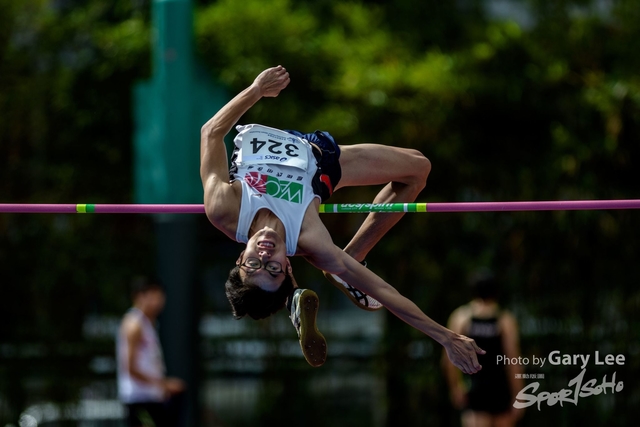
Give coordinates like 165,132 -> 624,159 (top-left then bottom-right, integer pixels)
125,401 -> 176,427
230,128 -> 342,203
124,393 -> 185,427
284,129 -> 342,202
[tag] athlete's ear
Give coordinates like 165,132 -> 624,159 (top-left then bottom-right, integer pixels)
236,250 -> 246,265
287,261 -> 299,290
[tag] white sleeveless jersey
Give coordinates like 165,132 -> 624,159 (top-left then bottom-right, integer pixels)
117,308 -> 166,403
232,124 -> 320,256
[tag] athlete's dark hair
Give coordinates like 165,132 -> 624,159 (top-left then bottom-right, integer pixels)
469,268 -> 498,300
130,276 -> 163,299
225,266 -> 294,320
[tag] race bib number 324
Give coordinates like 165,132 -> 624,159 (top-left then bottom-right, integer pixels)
237,126 -> 309,170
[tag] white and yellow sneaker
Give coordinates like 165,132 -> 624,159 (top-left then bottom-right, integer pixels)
323,270 -> 383,311
289,289 -> 327,367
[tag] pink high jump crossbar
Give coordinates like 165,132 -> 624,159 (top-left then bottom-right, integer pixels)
0,200 -> 639,214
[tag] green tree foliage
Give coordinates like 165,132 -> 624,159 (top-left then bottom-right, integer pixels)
0,0 -> 154,421
195,1 -> 640,425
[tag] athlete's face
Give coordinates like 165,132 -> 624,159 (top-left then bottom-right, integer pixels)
237,227 -> 291,292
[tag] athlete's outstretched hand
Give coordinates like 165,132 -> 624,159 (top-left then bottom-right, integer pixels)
444,333 -> 485,374
253,65 -> 290,98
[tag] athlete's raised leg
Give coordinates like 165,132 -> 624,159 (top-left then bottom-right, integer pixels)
335,143 -> 431,262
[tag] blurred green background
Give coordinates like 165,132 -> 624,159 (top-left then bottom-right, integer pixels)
1,0 -> 639,426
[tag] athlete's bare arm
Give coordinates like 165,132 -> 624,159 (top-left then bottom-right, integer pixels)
442,306 -> 472,407
297,211 -> 485,374
200,66 -> 290,236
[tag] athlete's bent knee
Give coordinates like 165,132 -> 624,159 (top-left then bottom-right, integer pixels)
406,149 -> 431,186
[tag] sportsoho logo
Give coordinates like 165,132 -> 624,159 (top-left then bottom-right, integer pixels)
244,172 -> 304,204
